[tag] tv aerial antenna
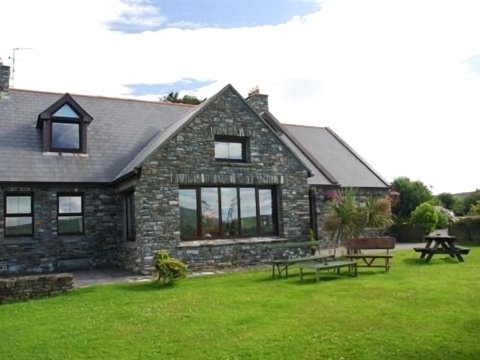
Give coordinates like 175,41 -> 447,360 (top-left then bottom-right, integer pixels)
9,47 -> 33,87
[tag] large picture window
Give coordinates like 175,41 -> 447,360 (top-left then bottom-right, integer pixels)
57,194 -> 84,235
4,193 -> 33,237
179,186 -> 277,239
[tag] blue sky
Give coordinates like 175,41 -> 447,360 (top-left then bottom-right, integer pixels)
109,0 -> 321,32
1,0 -> 479,194
127,78 -> 215,96
113,0 -> 321,95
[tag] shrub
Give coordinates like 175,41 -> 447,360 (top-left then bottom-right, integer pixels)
435,210 -> 449,229
154,250 -> 188,285
323,189 -> 393,244
410,202 -> 438,235
468,202 -> 480,216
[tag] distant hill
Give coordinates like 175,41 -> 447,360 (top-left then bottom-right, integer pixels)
453,191 -> 479,199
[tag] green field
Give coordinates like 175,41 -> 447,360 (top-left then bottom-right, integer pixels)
1,248 -> 479,359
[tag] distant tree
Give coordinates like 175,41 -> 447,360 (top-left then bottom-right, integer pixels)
469,202 -> 480,216
163,92 -> 180,103
461,190 -> 480,215
436,192 -> 456,210
161,92 -> 205,105
391,177 -> 433,223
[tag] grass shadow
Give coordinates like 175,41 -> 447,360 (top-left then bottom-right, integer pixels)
402,256 -> 464,266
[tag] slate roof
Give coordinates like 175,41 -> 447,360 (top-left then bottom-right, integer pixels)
283,124 -> 389,188
0,89 -> 194,183
0,87 -> 389,189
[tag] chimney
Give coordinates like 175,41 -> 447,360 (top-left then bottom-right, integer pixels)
246,86 -> 269,114
0,60 -> 10,98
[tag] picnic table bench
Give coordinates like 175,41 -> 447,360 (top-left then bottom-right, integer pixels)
344,236 -> 396,272
266,241 -> 335,278
299,260 -> 357,282
414,235 -> 470,262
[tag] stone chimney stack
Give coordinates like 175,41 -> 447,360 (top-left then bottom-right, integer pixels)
0,60 -> 11,98
246,86 -> 269,114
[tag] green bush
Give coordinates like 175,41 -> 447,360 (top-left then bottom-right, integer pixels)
435,209 -> 449,229
410,203 -> 438,235
154,250 -> 188,285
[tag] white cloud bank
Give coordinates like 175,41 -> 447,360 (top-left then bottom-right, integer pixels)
1,0 -> 479,194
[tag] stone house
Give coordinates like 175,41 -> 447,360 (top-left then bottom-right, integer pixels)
0,63 -> 389,275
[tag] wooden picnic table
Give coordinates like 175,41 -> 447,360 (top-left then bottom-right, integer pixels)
414,235 -> 470,263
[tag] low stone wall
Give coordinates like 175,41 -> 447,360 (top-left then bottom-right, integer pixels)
0,273 -> 73,304
175,237 -> 283,271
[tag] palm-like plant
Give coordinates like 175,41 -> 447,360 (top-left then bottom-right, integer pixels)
323,188 -> 393,246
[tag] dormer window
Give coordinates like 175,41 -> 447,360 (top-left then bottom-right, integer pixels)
37,93 -> 93,154
51,104 -> 81,150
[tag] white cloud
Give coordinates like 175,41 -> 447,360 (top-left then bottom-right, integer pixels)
1,0 -> 479,194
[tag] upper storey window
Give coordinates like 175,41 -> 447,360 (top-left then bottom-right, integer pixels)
51,104 -> 81,150
214,135 -> 248,162
37,94 -> 93,154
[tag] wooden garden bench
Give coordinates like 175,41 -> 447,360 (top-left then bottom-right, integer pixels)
343,236 -> 396,272
266,241 -> 335,278
299,260 -> 357,282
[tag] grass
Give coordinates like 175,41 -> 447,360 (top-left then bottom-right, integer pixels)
1,248 -> 480,359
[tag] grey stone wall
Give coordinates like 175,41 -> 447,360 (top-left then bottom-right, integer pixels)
245,91 -> 269,114
0,185 -> 120,275
130,86 -> 311,273
0,273 -> 73,304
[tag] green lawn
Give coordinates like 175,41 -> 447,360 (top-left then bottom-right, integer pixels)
1,248 -> 480,359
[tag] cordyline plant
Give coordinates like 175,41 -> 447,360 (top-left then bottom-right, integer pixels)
323,188 -> 393,246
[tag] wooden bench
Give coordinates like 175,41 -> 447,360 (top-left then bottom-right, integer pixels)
413,247 -> 471,255
266,241 -> 335,278
299,260 -> 357,282
344,236 -> 396,272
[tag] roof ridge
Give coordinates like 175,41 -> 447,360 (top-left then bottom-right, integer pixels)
9,88 -> 197,108
283,123 -> 326,130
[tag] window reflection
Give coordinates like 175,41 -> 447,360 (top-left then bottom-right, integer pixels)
240,188 -> 257,236
221,188 -> 238,236
52,122 -> 80,149
52,104 -> 80,118
259,189 -> 274,235
201,188 -> 220,237
178,186 -> 276,239
179,189 -> 197,237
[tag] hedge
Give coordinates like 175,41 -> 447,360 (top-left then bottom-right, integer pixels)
449,217 -> 480,243
387,223 -> 424,243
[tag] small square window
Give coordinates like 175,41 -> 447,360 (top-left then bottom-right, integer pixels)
57,194 -> 84,235
4,193 -> 33,237
51,122 -> 80,150
214,136 -> 247,162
